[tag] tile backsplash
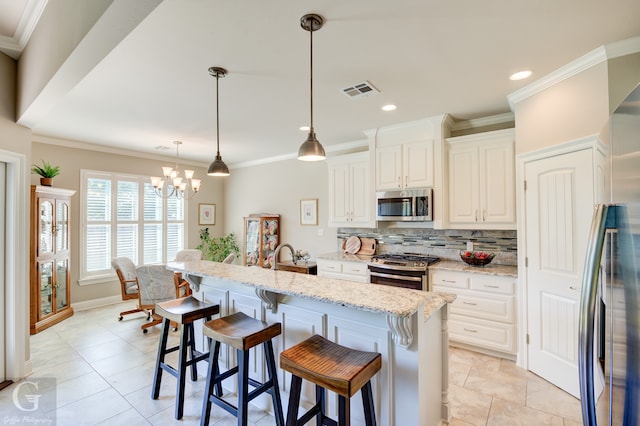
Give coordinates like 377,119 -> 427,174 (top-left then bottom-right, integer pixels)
337,227 -> 517,266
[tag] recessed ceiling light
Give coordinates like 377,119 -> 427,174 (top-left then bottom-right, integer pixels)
299,126 -> 310,131
382,104 -> 397,111
509,70 -> 532,81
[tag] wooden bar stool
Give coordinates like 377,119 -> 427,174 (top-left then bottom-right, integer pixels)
200,311 -> 285,426
280,334 -> 382,426
151,296 -> 220,420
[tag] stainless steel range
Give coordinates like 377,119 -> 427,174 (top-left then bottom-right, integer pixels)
367,253 -> 440,291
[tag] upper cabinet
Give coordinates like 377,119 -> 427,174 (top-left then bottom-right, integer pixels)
376,140 -> 434,190
328,151 -> 375,228
446,129 -> 516,229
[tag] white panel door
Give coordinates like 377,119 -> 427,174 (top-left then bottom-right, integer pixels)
525,148 -> 594,397
480,141 -> 515,224
449,146 -> 479,223
404,140 -> 434,188
228,292 -> 264,384
350,160 -> 371,225
376,145 -> 402,190
328,162 -> 349,225
327,316 -> 389,426
272,304 -> 325,404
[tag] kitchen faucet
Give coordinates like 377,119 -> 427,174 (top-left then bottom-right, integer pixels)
272,243 -> 296,270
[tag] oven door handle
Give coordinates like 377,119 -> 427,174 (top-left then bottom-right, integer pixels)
369,271 -> 423,282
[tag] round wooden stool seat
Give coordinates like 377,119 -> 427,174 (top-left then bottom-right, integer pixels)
155,295 -> 220,325
203,311 -> 281,350
280,334 -> 382,426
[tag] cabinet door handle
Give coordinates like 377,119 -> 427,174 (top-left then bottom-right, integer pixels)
442,279 -> 457,283
570,285 -> 578,291
484,284 -> 500,289
463,328 -> 478,333
475,210 -> 479,222
397,176 -> 401,188
404,175 -> 408,188
463,301 -> 477,306
482,210 -> 486,221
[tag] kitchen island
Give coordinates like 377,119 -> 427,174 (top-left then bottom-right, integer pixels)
168,260 -> 452,426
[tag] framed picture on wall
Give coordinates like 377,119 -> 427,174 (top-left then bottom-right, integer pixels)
300,198 -> 318,226
198,203 -> 216,225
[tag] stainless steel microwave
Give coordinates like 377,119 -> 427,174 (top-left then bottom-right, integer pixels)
375,188 -> 433,222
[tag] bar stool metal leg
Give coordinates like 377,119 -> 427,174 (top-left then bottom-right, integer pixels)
361,381 -> 376,426
264,340 -> 285,424
152,317 -> 171,400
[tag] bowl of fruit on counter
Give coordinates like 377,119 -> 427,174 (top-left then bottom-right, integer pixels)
460,250 -> 495,267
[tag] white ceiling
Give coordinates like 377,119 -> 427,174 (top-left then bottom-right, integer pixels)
2,0 -> 640,167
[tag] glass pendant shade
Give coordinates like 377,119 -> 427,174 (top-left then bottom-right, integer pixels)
298,130 -> 325,161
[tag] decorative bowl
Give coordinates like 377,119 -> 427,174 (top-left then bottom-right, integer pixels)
459,250 -> 495,267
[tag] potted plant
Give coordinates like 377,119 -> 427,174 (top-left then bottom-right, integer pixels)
197,228 -> 240,262
31,160 -> 60,186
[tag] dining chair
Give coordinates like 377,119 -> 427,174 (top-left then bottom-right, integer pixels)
136,265 -> 182,333
112,257 -> 150,321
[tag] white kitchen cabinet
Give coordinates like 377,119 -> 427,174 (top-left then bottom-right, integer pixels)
430,269 -> 517,357
447,129 -> 515,229
317,258 -> 369,282
376,140 -> 434,190
328,152 -> 374,227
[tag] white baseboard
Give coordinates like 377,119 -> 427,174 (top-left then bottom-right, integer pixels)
72,295 -> 123,311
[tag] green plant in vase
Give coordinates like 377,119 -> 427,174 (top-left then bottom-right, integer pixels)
31,160 -> 60,186
197,228 -> 240,262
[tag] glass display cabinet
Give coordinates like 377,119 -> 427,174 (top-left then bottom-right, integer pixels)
243,214 -> 280,268
30,185 -> 76,334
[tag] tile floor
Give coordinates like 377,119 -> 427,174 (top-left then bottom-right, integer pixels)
0,302 -> 583,425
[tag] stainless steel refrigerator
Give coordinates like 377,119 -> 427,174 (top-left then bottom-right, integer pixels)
579,83 -> 640,425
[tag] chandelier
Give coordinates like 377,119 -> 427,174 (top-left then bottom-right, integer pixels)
150,140 -> 201,199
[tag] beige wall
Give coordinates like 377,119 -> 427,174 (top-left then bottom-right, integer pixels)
1,51 -> 33,379
513,62 -> 610,155
607,52 -> 640,113
31,139 -> 223,303
225,159 -> 338,263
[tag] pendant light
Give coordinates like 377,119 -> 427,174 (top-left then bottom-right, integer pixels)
297,13 -> 326,161
207,66 -> 230,176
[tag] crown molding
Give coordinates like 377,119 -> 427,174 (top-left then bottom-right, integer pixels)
450,112 -> 514,132
0,0 -> 47,59
508,36 -> 640,109
32,134 -> 208,167
229,139 -> 369,169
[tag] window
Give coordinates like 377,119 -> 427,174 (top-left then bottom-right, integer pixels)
80,170 -> 185,284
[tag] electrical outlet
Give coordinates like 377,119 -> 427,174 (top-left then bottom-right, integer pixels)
466,241 -> 474,251
317,228 -> 324,236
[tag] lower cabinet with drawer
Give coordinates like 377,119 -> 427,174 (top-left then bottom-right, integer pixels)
317,258 -> 369,283
430,269 -> 517,358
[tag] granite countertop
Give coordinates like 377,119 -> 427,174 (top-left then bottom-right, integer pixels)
316,252 -> 372,263
168,260 -> 450,319
429,260 -> 518,277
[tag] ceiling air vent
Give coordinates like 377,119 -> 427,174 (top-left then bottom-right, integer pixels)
341,80 -> 379,99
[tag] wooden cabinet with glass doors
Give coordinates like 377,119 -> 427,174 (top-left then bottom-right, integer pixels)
30,185 -> 76,334
243,214 -> 280,268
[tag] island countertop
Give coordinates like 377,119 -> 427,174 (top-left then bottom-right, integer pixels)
168,260 -> 449,318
